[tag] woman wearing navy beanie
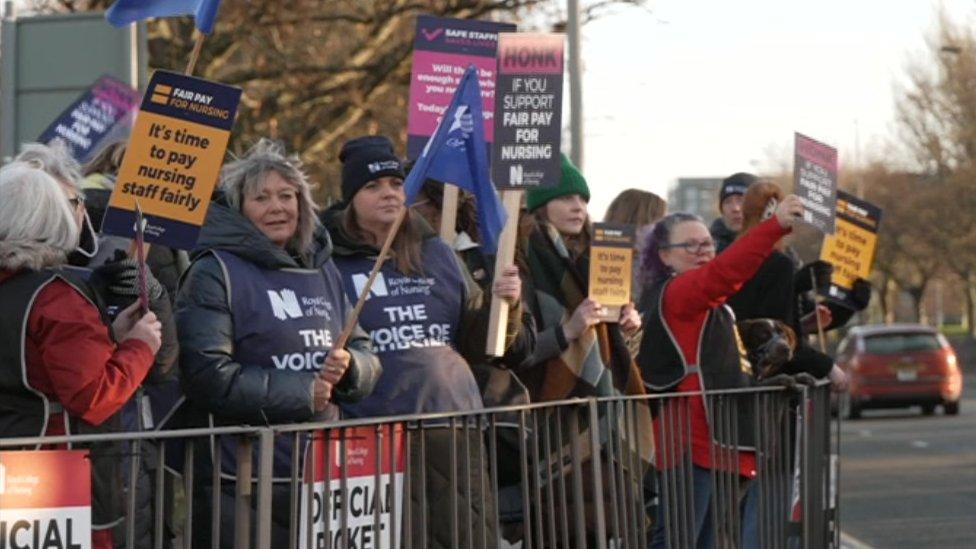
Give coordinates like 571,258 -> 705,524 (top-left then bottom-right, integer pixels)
325,135 -> 534,549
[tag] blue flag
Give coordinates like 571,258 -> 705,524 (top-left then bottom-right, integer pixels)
106,0 -> 222,34
404,65 -> 507,255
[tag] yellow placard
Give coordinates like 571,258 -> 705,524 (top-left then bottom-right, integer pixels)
589,245 -> 633,307
820,217 -> 878,289
108,112 -> 229,226
101,70 -> 241,250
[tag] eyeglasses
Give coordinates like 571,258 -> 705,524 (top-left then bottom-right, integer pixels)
68,195 -> 86,209
662,239 -> 715,254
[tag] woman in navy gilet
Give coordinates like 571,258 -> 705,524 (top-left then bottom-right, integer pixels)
176,139 -> 380,547
325,135 -> 531,549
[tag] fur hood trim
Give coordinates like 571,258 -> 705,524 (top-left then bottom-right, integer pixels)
0,239 -> 66,272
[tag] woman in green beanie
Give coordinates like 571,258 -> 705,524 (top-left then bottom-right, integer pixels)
513,154 -> 653,544
518,155 -> 642,363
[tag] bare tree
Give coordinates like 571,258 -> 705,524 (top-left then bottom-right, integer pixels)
28,0 -> 648,205
893,11 -> 976,333
859,163 -> 945,324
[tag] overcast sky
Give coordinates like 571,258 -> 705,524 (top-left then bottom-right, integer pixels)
580,0 -> 976,217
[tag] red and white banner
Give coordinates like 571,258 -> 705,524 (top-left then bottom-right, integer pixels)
0,450 -> 91,549
300,426 -> 406,549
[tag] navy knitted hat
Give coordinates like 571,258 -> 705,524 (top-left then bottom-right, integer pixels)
339,135 -> 405,201
719,172 -> 758,205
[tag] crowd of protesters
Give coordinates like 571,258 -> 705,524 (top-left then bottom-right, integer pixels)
0,137 -> 866,548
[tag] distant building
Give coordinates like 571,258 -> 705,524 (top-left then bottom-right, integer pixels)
667,177 -> 724,220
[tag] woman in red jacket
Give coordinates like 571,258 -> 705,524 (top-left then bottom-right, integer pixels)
637,195 -> 804,548
0,161 -> 161,549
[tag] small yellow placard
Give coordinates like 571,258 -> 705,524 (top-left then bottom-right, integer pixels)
819,190 -> 882,291
589,223 -> 636,308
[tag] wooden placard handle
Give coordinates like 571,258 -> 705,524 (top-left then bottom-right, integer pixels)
334,207 -> 407,350
439,184 -> 459,245
811,269 -> 827,352
485,190 -> 523,357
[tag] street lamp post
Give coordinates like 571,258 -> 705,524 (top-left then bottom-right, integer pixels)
567,0 -> 584,168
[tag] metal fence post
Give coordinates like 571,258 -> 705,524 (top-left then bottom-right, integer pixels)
235,435 -> 253,549
799,386 -> 811,548
834,385 -> 843,548
254,428 -> 275,549
587,398 -> 608,548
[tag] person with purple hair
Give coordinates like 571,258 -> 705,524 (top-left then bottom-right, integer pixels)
636,195 -> 806,548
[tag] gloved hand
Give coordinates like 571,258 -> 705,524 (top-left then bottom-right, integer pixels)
793,373 -> 820,387
93,254 -> 164,301
759,374 -> 799,390
850,278 -> 872,311
795,260 -> 834,293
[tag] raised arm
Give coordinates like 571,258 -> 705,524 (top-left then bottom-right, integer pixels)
666,196 -> 802,318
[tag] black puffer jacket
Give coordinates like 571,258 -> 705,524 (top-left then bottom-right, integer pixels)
175,196 -> 380,425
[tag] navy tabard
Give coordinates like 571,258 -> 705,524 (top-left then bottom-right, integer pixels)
332,238 -> 483,417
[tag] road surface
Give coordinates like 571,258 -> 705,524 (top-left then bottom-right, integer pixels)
839,384 -> 976,548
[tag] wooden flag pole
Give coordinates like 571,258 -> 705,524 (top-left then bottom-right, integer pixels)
167,30 -> 208,273
127,30 -> 207,264
134,201 -> 150,315
439,184 -> 459,245
485,190 -> 523,357
334,206 -> 408,350
811,269 -> 827,352
185,30 -> 206,76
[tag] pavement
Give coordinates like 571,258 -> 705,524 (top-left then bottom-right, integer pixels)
838,383 -> 976,548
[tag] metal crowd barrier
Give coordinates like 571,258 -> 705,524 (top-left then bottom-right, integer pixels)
0,383 -> 839,549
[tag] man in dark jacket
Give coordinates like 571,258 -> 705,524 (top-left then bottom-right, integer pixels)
710,172 -> 757,253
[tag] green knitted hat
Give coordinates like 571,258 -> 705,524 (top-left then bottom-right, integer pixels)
525,154 -> 591,212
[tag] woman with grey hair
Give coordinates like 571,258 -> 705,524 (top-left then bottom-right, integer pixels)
19,140 -> 180,548
15,141 -> 101,260
19,140 -> 178,360
175,139 -> 380,547
15,141 -> 84,186
0,161 -> 162,549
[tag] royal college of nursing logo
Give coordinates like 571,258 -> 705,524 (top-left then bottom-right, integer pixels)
510,164 -> 524,186
367,160 -> 401,174
352,272 -> 389,299
267,289 -> 303,320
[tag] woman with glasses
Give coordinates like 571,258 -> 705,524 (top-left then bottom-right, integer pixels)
637,195 -> 805,548
15,141 -> 180,548
14,143 -> 100,262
